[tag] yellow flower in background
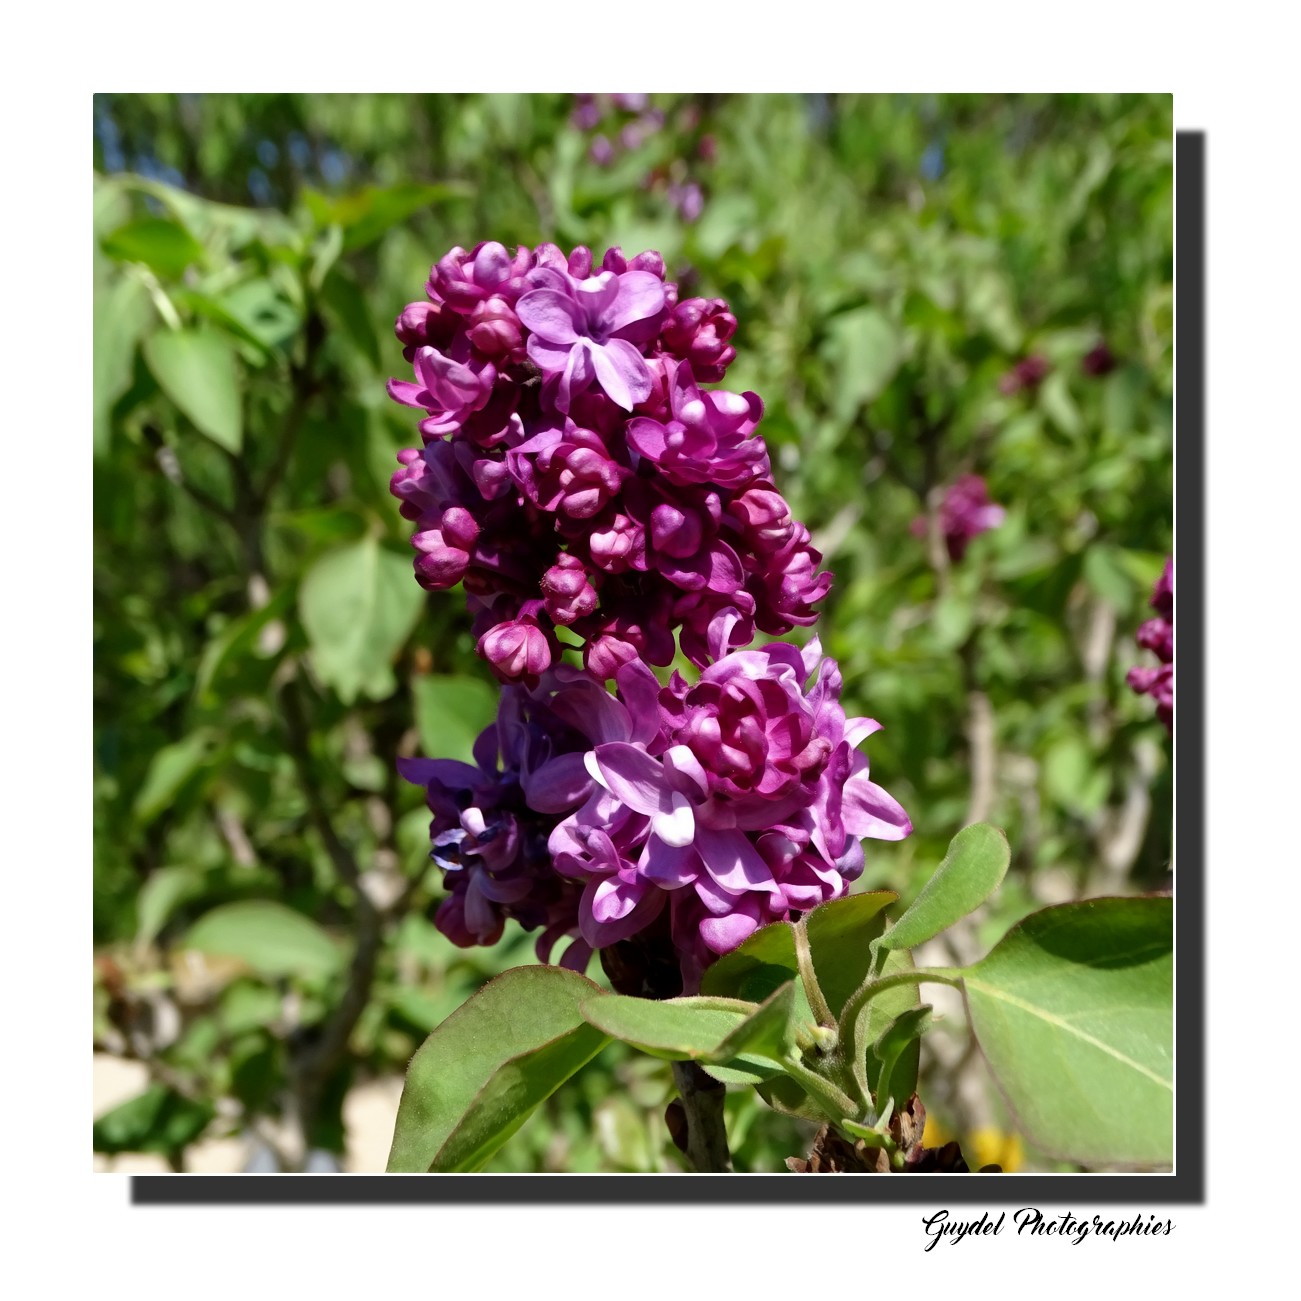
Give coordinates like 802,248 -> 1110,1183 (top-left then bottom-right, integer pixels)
921,1115 -> 1024,1172
967,1127 -> 1024,1173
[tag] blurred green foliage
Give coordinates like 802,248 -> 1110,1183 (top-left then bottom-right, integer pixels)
93,92 -> 1172,1172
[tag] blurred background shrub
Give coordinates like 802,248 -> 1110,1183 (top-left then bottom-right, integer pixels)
93,92 -> 1172,1172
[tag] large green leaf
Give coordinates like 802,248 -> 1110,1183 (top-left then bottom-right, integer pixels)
879,823 -> 1010,952
826,306 -> 901,418
578,994 -> 755,1060
143,327 -> 244,453
387,967 -> 610,1173
183,900 -> 346,982
299,538 -> 424,703
411,674 -> 500,765
961,896 -> 1173,1168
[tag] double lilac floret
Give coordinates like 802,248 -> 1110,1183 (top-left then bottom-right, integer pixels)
387,241 -> 831,686
1126,557 -> 1173,730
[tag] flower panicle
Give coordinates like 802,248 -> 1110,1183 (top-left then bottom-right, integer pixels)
386,241 -> 830,687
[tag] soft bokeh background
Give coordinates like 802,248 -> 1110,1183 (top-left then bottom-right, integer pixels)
92,92 -> 1173,1173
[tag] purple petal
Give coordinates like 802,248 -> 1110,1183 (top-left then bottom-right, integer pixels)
626,416 -> 669,461
693,825 -> 780,894
396,757 -> 481,789
639,837 -> 699,888
842,762 -> 912,841
699,910 -> 762,955
590,338 -> 652,411
603,271 -> 667,335
523,752 -> 593,813
586,743 -> 672,818
579,875 -> 664,947
662,744 -> 709,798
516,289 -> 582,343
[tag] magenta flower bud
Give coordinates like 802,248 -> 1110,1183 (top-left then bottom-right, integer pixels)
588,513 -> 642,572
650,502 -> 703,559
731,485 -> 794,552
467,297 -> 524,360
542,555 -> 598,625
589,135 -> 615,167
567,246 -> 593,279
584,631 -> 641,680
478,619 -> 553,682
661,298 -> 737,381
412,527 -> 472,588
611,93 -> 648,113
439,506 -> 481,552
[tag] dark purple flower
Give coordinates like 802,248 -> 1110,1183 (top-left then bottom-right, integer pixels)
1081,341 -> 1118,377
1127,557 -> 1173,730
399,670 -> 636,967
999,354 -> 1051,396
913,475 -> 1006,563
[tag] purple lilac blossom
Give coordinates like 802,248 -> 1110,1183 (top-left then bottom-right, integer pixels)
387,241 -> 831,685
398,667 -> 635,969
1126,557 -> 1173,730
911,475 -> 1006,562
547,630 -> 911,989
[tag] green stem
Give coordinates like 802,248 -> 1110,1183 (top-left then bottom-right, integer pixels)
793,917 -> 836,1028
839,966 -> 962,1061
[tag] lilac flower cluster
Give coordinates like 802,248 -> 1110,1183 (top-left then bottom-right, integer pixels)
911,475 -> 1006,562
393,242 -> 909,986
1126,557 -> 1173,730
549,626 -> 910,990
388,241 -> 830,687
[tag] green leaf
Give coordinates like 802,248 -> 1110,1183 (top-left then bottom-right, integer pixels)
879,823 -> 1010,952
320,268 -> 381,368
703,982 -> 797,1065
387,966 -> 609,1173
299,538 -> 424,703
102,218 -> 204,278
94,1085 -> 214,1155
304,182 -> 471,252
411,674 -> 500,765
143,328 -> 244,453
135,866 -> 207,946
700,890 -> 896,1022
132,728 -> 219,826
869,1005 -> 933,1114
94,274 -> 154,457
826,307 -> 900,417
805,891 -> 898,1017
194,586 -> 295,704
579,994 -> 755,1060
961,896 -> 1173,1168
182,900 -> 346,982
